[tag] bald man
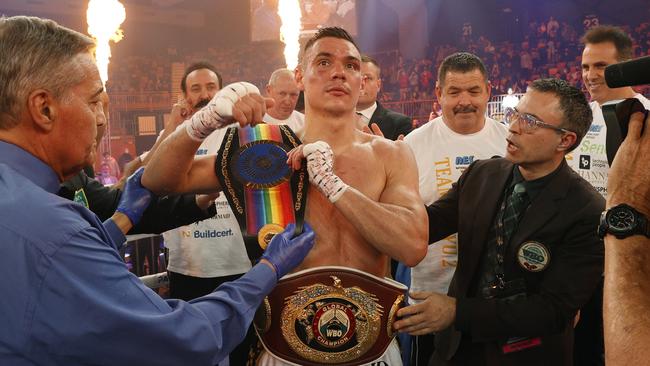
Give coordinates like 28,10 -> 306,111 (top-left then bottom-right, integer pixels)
263,68 -> 305,136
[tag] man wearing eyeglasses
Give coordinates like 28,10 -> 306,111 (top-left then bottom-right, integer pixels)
394,79 -> 604,366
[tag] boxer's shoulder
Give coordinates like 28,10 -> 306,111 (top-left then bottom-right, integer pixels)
365,134 -> 412,164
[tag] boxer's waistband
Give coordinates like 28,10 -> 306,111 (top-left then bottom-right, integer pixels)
254,266 -> 407,366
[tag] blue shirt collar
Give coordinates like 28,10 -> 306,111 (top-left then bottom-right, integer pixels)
0,140 -> 61,193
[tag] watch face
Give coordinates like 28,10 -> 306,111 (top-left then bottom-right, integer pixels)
608,207 -> 637,233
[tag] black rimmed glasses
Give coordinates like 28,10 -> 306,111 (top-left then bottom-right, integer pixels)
504,107 -> 571,134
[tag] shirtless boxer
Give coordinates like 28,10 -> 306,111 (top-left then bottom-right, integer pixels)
142,27 -> 427,365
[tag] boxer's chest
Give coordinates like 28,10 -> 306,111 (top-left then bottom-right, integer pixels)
333,150 -> 385,200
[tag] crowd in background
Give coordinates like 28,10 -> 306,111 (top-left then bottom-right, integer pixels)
106,42 -> 286,93
377,17 -> 650,101
104,17 -> 650,102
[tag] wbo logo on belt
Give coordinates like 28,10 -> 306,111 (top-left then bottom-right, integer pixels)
255,266 -> 406,366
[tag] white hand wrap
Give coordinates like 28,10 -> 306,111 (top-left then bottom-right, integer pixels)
303,141 -> 349,203
184,81 -> 260,141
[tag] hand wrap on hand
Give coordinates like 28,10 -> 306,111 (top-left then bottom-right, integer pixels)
184,81 -> 260,141
261,223 -> 315,280
116,167 -> 154,225
303,141 -> 349,203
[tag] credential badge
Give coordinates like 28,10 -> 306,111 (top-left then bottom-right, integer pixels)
73,189 -> 89,208
517,241 -> 550,272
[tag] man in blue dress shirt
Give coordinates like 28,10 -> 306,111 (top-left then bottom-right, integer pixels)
0,16 -> 314,365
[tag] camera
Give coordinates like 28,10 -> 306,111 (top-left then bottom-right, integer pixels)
601,98 -> 648,165
602,55 -> 650,163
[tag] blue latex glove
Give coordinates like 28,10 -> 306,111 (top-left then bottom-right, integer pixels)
116,167 -> 154,226
261,223 -> 315,279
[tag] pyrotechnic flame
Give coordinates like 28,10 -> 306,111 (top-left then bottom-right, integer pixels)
277,0 -> 302,70
87,0 -> 126,87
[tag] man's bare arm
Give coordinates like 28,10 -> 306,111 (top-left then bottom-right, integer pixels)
126,103 -> 209,193
604,235 -> 650,364
141,101 -> 192,167
141,83 -> 273,195
141,127 -> 219,195
333,140 -> 428,266
603,111 -> 650,364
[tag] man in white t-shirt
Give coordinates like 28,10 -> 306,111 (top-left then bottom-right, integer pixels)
263,68 -> 305,137
568,25 -> 650,366
163,62 -> 250,301
401,52 -> 508,366
162,62 -> 252,366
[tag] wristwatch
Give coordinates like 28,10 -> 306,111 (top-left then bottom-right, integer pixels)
598,203 -> 650,239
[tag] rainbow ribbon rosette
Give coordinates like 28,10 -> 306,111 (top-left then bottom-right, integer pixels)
215,124 -> 307,260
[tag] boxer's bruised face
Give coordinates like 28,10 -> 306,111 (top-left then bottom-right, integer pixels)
296,37 -> 362,117
183,68 -> 221,109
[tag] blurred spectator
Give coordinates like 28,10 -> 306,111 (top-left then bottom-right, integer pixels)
101,152 -> 120,179
251,0 -> 281,41
547,16 -> 560,38
117,148 -> 133,173
97,164 -> 118,186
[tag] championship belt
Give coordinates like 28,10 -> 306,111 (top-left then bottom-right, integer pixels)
254,266 -> 407,366
214,124 -> 307,261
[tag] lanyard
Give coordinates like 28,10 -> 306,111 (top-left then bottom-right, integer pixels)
494,190 -> 510,290
494,182 -> 528,290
